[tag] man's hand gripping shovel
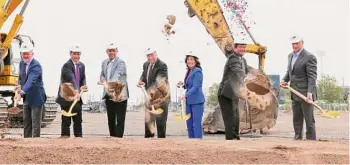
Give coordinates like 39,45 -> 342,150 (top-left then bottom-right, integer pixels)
175,85 -> 191,121
281,85 -> 340,119
60,87 -> 87,117
139,84 -> 164,115
8,85 -> 23,114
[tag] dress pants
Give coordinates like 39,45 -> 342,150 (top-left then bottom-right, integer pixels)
292,100 -> 316,140
145,102 -> 169,138
23,100 -> 43,138
186,103 -> 204,139
218,95 -> 240,140
60,101 -> 83,137
105,98 -> 128,138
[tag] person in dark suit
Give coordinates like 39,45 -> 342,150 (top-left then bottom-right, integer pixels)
137,47 -> 170,138
18,43 -> 46,138
99,43 -> 129,138
56,45 -> 87,138
218,40 -> 249,140
177,52 -> 205,139
281,35 -> 317,140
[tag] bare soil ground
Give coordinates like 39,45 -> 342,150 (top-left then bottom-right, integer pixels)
0,138 -> 348,164
0,111 -> 349,164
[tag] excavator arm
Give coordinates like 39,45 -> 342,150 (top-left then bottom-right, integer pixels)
0,0 -> 30,73
184,0 -> 267,70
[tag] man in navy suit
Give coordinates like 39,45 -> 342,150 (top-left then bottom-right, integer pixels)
18,43 -> 46,138
55,45 -> 87,138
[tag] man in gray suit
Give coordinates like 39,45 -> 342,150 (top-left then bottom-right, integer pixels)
100,43 -> 129,138
281,35 -> 317,140
218,39 -> 249,140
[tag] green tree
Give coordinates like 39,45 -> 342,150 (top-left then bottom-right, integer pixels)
206,83 -> 220,107
317,74 -> 343,103
281,88 -> 292,110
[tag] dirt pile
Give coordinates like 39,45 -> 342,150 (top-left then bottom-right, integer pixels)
0,138 -> 348,164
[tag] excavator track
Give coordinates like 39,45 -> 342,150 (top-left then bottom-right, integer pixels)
0,95 -> 59,128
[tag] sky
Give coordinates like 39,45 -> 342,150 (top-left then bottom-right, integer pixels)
3,0 -> 349,103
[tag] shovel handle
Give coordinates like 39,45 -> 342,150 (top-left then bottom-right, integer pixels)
67,91 -> 84,113
140,85 -> 151,100
284,86 -> 326,114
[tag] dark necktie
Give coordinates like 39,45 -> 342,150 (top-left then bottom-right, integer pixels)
20,63 -> 27,86
147,64 -> 154,85
75,64 -> 80,90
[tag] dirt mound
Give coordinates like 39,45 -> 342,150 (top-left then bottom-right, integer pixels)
0,138 -> 348,164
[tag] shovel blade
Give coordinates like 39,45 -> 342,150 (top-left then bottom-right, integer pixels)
149,108 -> 164,115
60,110 -> 77,117
321,111 -> 341,119
7,107 -> 22,115
317,110 -> 341,118
175,113 -> 191,121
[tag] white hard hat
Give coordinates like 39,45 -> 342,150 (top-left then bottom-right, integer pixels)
69,45 -> 82,52
20,43 -> 34,53
106,42 -> 118,50
289,35 -> 303,43
144,47 -> 156,55
185,51 -> 198,58
233,38 -> 248,45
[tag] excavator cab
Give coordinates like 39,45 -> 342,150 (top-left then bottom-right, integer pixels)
0,33 -> 34,87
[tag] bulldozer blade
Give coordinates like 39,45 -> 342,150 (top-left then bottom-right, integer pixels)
60,110 -> 77,117
7,107 -> 22,115
149,108 -> 163,115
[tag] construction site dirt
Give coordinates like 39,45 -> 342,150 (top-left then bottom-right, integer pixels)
0,111 -> 349,164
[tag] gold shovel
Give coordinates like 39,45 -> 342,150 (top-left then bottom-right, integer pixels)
8,86 -> 22,115
282,86 -> 341,118
175,85 -> 191,121
140,85 -> 164,115
60,89 -> 85,117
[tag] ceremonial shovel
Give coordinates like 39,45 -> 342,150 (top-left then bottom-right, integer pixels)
175,85 -> 191,121
7,86 -> 22,115
282,86 -> 341,119
60,90 -> 86,117
140,84 -> 164,115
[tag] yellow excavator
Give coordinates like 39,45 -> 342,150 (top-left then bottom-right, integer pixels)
183,0 -> 279,135
0,0 -> 58,128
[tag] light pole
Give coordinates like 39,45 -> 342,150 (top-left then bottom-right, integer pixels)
317,51 -> 326,99
317,51 -> 326,74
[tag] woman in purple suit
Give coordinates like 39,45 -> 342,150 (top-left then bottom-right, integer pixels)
177,52 -> 205,139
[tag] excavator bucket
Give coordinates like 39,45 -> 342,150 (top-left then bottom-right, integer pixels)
203,68 -> 279,135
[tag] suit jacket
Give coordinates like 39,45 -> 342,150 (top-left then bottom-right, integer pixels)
56,59 -> 86,107
140,59 -> 168,90
184,66 -> 205,105
218,52 -> 248,100
100,57 -> 129,101
18,58 -> 46,106
283,49 -> 317,101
